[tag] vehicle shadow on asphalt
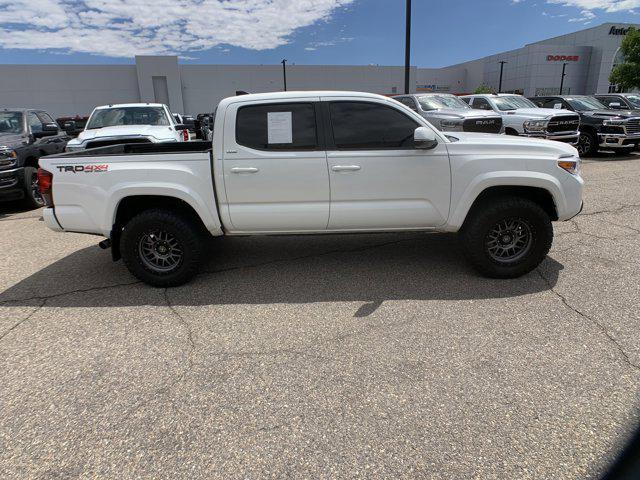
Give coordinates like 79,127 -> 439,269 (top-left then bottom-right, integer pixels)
0,232 -> 563,309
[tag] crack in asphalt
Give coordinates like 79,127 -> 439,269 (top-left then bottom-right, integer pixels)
536,269 -> 640,373
0,279 -> 142,306
0,297 -> 47,344
579,203 -> 640,217
163,288 -> 196,376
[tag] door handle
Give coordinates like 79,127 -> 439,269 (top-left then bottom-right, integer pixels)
230,167 -> 259,174
331,165 -> 361,172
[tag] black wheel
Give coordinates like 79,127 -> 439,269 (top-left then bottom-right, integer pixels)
459,196 -> 553,278
22,166 -> 45,209
120,209 -> 205,287
576,131 -> 597,157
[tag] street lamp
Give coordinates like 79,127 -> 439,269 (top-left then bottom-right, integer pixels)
498,61 -> 507,93
404,0 -> 412,94
559,62 -> 568,95
281,59 -> 287,92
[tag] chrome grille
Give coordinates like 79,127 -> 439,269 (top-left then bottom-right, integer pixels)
625,118 -> 640,135
546,115 -> 579,134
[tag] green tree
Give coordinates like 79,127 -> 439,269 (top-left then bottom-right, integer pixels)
609,27 -> 640,90
474,84 -> 494,94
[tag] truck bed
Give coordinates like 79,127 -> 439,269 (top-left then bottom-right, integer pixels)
50,140 -> 212,158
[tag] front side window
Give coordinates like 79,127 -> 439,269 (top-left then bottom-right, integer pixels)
0,111 -> 24,134
236,103 -> 317,150
28,112 -> 42,133
397,97 -> 417,111
37,112 -> 56,125
86,107 -> 170,129
472,98 -> 493,110
329,101 -> 419,149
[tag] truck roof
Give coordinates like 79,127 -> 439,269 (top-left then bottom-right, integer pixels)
93,103 -> 168,109
218,90 -> 393,107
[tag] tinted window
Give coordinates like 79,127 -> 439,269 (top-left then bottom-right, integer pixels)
397,97 -> 417,111
28,112 -> 42,133
472,98 -> 493,110
236,103 -> 317,150
37,112 -> 56,125
542,99 -> 566,110
461,97 -> 471,105
329,102 -> 419,150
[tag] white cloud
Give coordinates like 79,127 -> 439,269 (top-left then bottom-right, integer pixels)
547,0 -> 640,12
0,0 -> 354,58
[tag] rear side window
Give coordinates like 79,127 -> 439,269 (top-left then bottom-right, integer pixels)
329,101 -> 419,149
236,103 -> 318,150
472,97 -> 492,110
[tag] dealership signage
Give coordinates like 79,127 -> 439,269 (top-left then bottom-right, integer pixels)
416,84 -> 450,92
547,55 -> 579,62
609,26 -> 631,35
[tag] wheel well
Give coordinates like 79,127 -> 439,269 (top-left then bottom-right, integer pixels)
504,127 -> 519,135
467,186 -> 558,221
112,195 -> 209,261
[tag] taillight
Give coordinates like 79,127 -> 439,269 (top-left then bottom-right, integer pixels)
182,129 -> 189,142
37,168 -> 54,207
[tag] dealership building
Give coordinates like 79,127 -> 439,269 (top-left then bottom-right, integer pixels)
0,22 -> 637,117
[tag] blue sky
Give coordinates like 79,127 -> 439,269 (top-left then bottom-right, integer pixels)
0,0 -> 638,67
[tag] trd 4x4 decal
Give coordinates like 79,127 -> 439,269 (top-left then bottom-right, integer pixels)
56,165 -> 109,173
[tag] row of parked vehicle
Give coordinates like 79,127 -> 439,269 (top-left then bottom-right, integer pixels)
1,92 -> 638,210
393,92 -> 640,157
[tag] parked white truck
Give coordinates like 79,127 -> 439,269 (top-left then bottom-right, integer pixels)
65,103 -> 189,152
39,91 -> 583,286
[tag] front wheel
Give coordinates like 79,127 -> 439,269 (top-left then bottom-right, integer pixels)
459,197 -> 553,278
576,131 -> 597,157
22,166 -> 45,209
120,209 -> 205,287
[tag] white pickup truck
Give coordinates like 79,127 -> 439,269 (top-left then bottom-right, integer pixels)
38,91 -> 584,286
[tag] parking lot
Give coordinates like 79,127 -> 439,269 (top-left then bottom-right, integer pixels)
0,153 -> 639,478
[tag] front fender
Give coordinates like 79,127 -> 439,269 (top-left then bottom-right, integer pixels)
446,171 -> 566,231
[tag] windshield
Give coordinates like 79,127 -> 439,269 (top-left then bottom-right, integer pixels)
0,111 -> 23,134
86,107 -> 170,129
502,96 -> 536,109
491,97 -> 518,111
417,95 -> 471,111
566,96 -> 606,111
624,95 -> 640,108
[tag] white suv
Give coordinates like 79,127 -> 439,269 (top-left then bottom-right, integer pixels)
65,103 -> 188,151
461,94 -> 580,145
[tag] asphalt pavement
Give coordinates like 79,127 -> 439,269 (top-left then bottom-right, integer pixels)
1,152 -> 639,479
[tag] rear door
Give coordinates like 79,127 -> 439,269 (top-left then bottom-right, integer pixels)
323,98 -> 451,230
222,99 -> 330,232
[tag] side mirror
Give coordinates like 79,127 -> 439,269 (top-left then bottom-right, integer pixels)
33,123 -> 58,138
63,121 -> 76,130
414,126 -> 438,149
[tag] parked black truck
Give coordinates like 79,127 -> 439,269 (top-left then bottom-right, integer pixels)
0,109 -> 69,208
529,95 -> 640,156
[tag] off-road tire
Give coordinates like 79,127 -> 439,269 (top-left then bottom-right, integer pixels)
120,209 -> 204,287
459,196 -> 553,278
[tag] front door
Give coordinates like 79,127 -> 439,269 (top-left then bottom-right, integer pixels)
222,100 -> 330,232
323,99 -> 451,230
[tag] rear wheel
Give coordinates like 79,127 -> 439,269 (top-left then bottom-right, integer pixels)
459,196 -> 553,278
576,131 -> 597,157
120,209 -> 204,287
22,166 -> 45,209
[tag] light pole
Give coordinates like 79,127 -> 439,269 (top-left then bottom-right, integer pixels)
281,59 -> 287,92
404,0 -> 411,94
559,62 -> 568,95
498,61 -> 507,93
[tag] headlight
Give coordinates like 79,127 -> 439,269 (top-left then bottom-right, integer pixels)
0,148 -> 18,167
603,118 -> 625,126
557,155 -> 580,175
524,120 -> 548,132
440,119 -> 463,130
